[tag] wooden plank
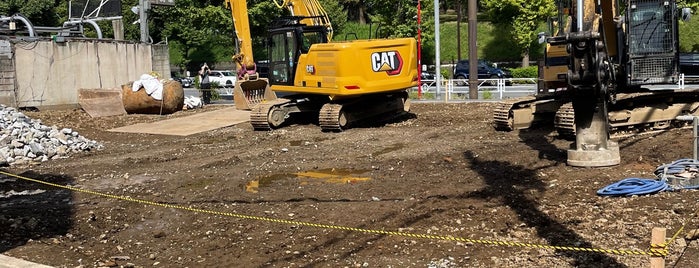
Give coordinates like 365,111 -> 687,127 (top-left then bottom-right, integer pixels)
78,88 -> 127,118
0,254 -> 54,268
108,106 -> 249,136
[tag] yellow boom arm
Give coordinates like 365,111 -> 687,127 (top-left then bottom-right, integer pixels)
224,0 -> 333,75
273,0 -> 333,41
224,0 -> 256,76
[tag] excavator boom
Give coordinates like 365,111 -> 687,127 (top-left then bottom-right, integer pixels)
273,0 -> 333,41
224,0 -> 275,110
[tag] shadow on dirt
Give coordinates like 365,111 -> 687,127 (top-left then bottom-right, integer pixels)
461,151 -> 628,268
0,170 -> 74,252
517,127 -> 568,162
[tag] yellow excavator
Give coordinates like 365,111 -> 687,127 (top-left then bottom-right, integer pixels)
494,0 -> 699,167
224,0 -> 418,131
494,0 -> 572,131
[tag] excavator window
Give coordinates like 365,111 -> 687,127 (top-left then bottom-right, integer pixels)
300,31 -> 324,53
628,2 -> 673,55
268,24 -> 328,86
269,31 -> 297,85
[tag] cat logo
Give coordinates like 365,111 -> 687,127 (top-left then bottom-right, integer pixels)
371,51 -> 403,75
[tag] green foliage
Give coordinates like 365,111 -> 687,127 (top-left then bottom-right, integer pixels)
440,68 -> 449,80
320,0 -> 348,37
440,14 -> 459,22
510,66 -> 538,78
481,0 -> 556,61
436,22 -> 545,64
482,90 -> 493,100
334,22 -> 371,40
679,15 -> 699,52
0,0 -> 60,26
408,90 -> 435,100
366,0 -> 424,38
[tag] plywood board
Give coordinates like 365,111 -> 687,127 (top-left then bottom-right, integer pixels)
78,88 -> 127,117
108,106 -> 249,136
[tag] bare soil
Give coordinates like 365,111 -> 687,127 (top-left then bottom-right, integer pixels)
1,102 -> 698,268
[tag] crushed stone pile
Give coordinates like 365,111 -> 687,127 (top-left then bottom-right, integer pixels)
0,105 -> 103,166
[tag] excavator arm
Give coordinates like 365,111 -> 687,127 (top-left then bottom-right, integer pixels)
273,0 -> 333,41
223,0 -> 335,110
224,0 -> 257,77
223,0 -> 334,78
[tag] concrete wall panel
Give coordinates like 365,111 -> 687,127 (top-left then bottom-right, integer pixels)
11,40 -> 154,108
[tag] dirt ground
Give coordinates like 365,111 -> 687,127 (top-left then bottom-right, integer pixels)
1,102 -> 698,268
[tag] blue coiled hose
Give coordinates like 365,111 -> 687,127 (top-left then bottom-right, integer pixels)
596,178 -> 669,196
598,158 -> 699,196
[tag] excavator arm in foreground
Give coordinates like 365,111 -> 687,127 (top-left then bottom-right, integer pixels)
495,0 -> 697,167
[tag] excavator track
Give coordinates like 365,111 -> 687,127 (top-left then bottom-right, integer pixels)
250,99 -> 292,131
318,91 -> 408,132
493,95 -> 566,131
319,103 -> 345,131
250,91 -> 408,132
551,90 -> 699,139
554,103 -> 575,139
493,96 -> 536,131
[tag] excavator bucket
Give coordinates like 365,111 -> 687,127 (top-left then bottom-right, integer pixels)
233,76 -> 276,110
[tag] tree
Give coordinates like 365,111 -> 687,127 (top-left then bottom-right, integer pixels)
0,0 -> 60,28
342,0 -> 368,24
320,0 -> 348,36
364,0 -> 433,64
481,0 -> 555,67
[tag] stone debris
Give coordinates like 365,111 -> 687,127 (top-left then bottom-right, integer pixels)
0,105 -> 103,166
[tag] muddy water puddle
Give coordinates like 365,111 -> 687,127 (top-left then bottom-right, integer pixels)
245,168 -> 371,193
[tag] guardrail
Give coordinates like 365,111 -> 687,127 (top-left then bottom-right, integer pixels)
412,78 -> 538,100
415,74 -> 698,101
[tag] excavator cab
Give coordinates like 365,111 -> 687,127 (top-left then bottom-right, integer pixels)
234,18 -> 329,110
267,19 -> 328,87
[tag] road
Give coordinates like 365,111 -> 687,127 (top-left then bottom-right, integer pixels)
184,87 -> 234,104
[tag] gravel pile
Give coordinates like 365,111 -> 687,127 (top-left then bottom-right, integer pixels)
0,105 -> 103,166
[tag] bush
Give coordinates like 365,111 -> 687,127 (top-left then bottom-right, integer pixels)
510,66 -> 538,78
482,90 -> 493,100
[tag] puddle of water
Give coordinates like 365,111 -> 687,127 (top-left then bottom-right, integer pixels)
245,168 -> 371,193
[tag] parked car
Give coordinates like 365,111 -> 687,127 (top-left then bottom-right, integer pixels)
172,76 -> 193,88
419,71 -> 444,88
209,70 -> 237,88
453,60 -> 513,86
421,71 -> 444,81
680,53 -> 699,81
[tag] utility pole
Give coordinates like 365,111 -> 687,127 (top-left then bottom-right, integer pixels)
456,0 -> 462,60
434,0 -> 441,99
468,0 -> 478,99
139,0 -> 150,43
417,0 -> 423,99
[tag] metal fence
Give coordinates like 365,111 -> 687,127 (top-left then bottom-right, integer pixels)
412,78 -> 538,101
413,75 -> 693,101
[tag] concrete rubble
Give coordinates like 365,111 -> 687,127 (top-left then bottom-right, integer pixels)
0,105 -> 102,166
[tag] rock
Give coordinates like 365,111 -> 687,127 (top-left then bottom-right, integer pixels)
0,104 -> 103,166
685,229 -> 699,240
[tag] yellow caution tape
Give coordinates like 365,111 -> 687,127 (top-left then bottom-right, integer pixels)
0,170 -> 682,257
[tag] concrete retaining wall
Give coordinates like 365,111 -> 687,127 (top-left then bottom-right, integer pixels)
0,38 -> 170,109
